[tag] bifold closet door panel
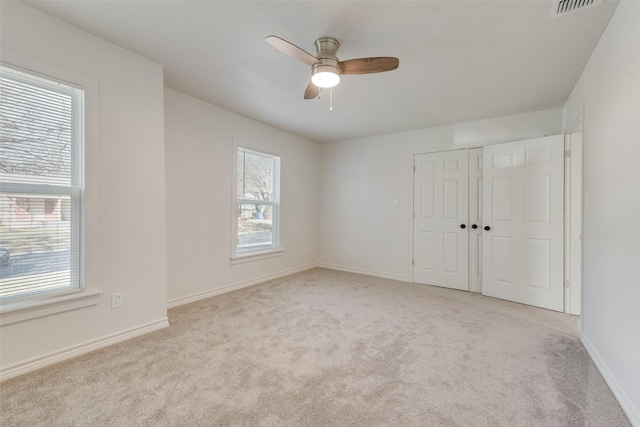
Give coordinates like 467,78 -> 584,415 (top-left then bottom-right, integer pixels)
413,150 -> 469,291
481,136 -> 564,312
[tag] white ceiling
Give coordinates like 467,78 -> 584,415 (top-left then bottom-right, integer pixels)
24,0 -> 618,143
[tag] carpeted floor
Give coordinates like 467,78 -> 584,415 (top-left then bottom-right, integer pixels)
0,268 -> 631,426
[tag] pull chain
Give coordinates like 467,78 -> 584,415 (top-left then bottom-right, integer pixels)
329,87 -> 333,112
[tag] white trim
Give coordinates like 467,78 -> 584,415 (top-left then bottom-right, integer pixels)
230,248 -> 284,265
0,49 -> 101,324
167,264 -> 317,309
0,289 -> 102,326
581,335 -> 640,426
407,134 -> 555,158
231,141 -> 282,258
317,263 -> 410,282
0,61 -> 85,304
408,151 -> 416,283
0,318 -> 169,382
564,106 -> 584,318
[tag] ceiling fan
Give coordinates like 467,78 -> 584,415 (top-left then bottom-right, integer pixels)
265,35 -> 399,99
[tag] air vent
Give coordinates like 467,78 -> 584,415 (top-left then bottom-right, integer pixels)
551,0 -> 603,18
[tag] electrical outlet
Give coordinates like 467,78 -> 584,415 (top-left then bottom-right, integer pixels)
111,292 -> 122,309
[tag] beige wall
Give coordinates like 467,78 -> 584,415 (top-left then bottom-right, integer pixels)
1,2 -> 167,373
3,5 -> 638,423
164,89 -> 319,306
317,109 -> 563,279
564,2 -> 640,423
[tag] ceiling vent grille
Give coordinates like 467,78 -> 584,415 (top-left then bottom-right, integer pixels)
551,0 -> 603,18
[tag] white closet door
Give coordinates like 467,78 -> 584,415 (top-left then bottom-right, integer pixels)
413,150 -> 469,291
482,136 -> 564,311
468,148 -> 483,293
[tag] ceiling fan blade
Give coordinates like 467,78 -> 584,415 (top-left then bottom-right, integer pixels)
304,82 -> 321,99
265,35 -> 320,66
339,57 -> 399,75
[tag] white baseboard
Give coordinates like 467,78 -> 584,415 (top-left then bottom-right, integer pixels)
167,263 -> 318,309
317,263 -> 409,282
581,334 -> 640,426
0,318 -> 169,382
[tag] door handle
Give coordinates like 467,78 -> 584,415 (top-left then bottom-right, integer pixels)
471,224 -> 478,229
460,224 -> 466,229
484,226 -> 491,231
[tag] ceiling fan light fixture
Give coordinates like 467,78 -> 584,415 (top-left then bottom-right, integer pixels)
265,35 -> 398,99
311,64 -> 340,88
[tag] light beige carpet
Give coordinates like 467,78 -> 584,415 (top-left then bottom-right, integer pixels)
0,268 -> 631,426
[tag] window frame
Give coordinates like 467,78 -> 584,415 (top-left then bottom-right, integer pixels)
0,51 -> 100,325
0,63 -> 84,303
231,143 -> 282,263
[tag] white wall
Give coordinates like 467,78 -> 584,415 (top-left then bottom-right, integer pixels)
3,7 -> 636,424
0,2 -> 167,375
318,109 -> 563,279
564,2 -> 640,424
164,89 -> 318,306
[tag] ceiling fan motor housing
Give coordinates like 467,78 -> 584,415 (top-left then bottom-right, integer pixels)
312,37 -> 341,84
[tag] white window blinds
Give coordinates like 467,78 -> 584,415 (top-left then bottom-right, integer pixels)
0,64 -> 84,302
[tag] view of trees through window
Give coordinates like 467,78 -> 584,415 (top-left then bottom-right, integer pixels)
236,147 -> 279,252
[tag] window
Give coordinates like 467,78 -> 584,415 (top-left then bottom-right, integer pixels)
0,64 -> 84,303
234,147 -> 280,257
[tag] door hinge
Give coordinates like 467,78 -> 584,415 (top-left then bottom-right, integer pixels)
413,212 -> 416,219
564,279 -> 570,289
412,259 -> 415,266
564,150 -> 571,158
413,165 -> 416,172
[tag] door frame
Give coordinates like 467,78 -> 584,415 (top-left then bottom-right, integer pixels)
468,148 -> 484,293
564,110 -> 584,316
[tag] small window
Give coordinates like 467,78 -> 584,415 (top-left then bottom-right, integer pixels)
234,147 -> 280,256
0,64 -> 84,303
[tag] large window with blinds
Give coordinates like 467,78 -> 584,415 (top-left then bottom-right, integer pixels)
235,147 -> 280,255
0,64 -> 84,303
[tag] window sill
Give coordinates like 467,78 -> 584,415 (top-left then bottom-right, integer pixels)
0,289 -> 102,326
230,249 -> 284,265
